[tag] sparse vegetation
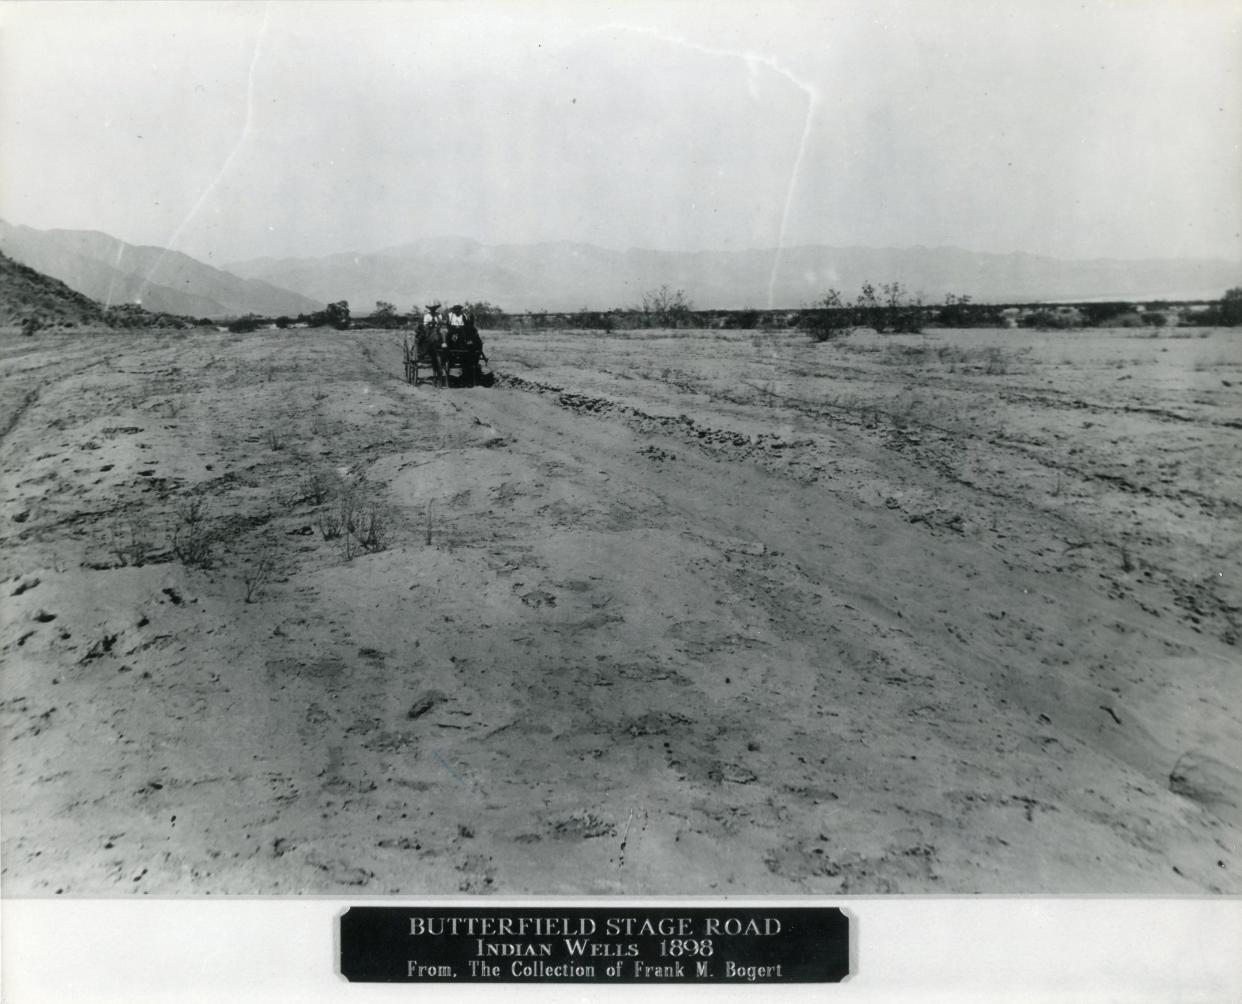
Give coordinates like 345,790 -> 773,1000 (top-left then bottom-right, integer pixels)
464,301 -> 504,324
346,505 -> 387,559
1194,286 -> 1242,327
801,281 -> 928,341
228,314 -> 263,333
317,509 -> 344,541
801,289 -> 855,342
241,535 -> 280,603
305,300 -> 352,330
638,285 -> 693,327
1022,308 -> 1080,330
7,301 -> 1240,903
169,497 -> 218,569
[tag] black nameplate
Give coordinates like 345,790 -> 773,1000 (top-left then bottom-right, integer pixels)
340,906 -> 849,983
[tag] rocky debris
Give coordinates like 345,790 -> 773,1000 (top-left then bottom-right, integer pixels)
79,633 -> 117,663
406,689 -> 448,720
552,810 -> 615,839
519,589 -> 557,608
720,537 -> 767,557
306,853 -> 373,886
638,444 -> 676,462
710,762 -> 758,785
504,373 -> 815,474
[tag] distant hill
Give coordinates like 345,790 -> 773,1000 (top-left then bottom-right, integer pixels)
226,237 -> 1241,312
0,250 -> 105,327
0,220 -> 323,319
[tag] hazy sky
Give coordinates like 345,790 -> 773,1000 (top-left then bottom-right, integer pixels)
3,0 -> 1240,264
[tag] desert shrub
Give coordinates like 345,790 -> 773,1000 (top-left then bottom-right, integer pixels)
638,285 -> 693,327
732,309 -> 761,329
803,281 -> 927,338
329,486 -> 360,540
228,315 -> 262,333
1022,309 -> 1078,330
338,500 -> 387,560
326,300 -> 351,330
879,282 -> 927,333
169,497 -> 217,568
317,510 -> 343,540
364,301 -> 406,329
937,294 -> 975,328
568,309 -> 615,331
21,314 -> 42,337
1219,287 -> 1242,326
1079,302 -> 1132,327
274,315 -> 292,329
306,301 -> 352,329
307,475 -> 391,560
354,506 -> 387,555
801,290 -> 855,342
465,301 -> 504,324
240,535 -> 280,603
99,302 -> 195,330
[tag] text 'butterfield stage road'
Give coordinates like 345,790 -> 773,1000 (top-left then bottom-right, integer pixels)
1,324 -> 1239,895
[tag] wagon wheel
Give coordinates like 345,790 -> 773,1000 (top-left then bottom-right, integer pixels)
402,338 -> 415,384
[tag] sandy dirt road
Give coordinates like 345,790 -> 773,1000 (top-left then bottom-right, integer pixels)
2,325 -> 1239,895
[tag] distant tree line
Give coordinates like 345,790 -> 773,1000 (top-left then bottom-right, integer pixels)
50,284 -> 1237,337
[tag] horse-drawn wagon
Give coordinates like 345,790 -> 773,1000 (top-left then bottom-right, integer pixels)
403,304 -> 493,388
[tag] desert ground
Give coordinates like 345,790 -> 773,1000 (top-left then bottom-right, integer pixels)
1,323 -> 1239,896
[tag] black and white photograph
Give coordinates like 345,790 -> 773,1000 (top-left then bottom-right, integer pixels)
2,0 -> 1240,981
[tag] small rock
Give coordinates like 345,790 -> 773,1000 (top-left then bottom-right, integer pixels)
407,689 -> 448,720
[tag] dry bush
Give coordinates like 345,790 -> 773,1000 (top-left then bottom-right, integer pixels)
312,477 -> 389,559
340,501 -> 387,560
318,510 -> 343,540
241,535 -> 281,603
169,497 -> 217,569
318,482 -> 353,540
349,505 -> 388,558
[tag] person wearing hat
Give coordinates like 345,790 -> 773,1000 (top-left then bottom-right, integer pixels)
417,304 -> 444,383
443,305 -> 470,385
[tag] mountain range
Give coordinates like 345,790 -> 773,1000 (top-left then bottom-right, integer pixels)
0,220 -> 321,319
227,237 -> 1240,312
2,219 -> 1236,317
